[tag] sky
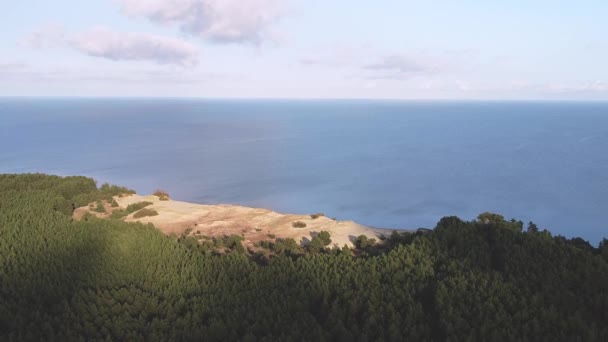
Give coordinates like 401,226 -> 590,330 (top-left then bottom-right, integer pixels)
1,0 -> 607,99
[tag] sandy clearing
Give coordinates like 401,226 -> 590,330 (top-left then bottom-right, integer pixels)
111,194 -> 400,248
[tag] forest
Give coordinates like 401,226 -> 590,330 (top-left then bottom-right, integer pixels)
1,173 -> 607,341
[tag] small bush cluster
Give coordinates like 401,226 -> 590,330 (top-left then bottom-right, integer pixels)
94,201 -> 106,213
99,183 -> 135,198
154,189 -> 170,201
355,235 -> 377,249
258,238 -> 303,256
109,201 -> 153,220
292,221 -> 307,228
307,231 -> 332,253
125,201 -> 153,214
181,234 -> 246,254
110,210 -> 127,219
133,208 -> 159,219
310,213 -> 325,219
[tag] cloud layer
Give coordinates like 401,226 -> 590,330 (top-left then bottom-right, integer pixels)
0,62 -> 219,84
71,27 -> 199,66
117,0 -> 283,44
363,54 -> 440,79
19,23 -> 66,49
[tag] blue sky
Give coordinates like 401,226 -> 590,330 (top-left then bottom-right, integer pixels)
1,0 -> 607,99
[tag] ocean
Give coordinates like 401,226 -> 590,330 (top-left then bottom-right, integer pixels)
1,98 -> 606,243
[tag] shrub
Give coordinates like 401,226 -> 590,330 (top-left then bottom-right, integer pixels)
133,208 -> 158,219
99,183 -> 135,199
340,244 -> 352,256
355,235 -> 376,249
99,183 -> 133,194
213,238 -> 224,248
125,201 -> 152,214
94,201 -> 106,213
310,213 -> 325,219
201,240 -> 214,252
225,235 -> 245,253
268,234 -> 276,239
111,199 -> 119,207
316,231 -> 332,246
292,221 -> 307,228
154,189 -> 170,201
307,231 -> 332,253
272,238 -> 303,256
110,210 -> 127,219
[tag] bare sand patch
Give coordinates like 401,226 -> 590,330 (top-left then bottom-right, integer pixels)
107,194 -> 398,248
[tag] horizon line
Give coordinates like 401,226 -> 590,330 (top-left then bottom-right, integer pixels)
1,96 -> 608,103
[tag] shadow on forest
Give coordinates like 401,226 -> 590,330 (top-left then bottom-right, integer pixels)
4,226 -> 109,319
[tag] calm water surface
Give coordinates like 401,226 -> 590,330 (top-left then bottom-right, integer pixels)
1,98 -> 607,243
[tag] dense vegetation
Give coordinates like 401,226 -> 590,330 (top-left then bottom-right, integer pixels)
1,174 -> 607,341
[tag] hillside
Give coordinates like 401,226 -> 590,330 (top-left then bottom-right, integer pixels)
74,194 -> 397,249
1,173 -> 607,341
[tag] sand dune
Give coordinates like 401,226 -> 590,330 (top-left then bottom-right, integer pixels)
111,194 -> 398,248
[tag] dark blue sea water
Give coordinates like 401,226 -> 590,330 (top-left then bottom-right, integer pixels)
1,98 -> 607,243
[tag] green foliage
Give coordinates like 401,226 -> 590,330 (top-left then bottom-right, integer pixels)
109,209 -> 127,219
125,201 -> 152,215
307,231 -> 332,253
601,238 -> 608,262
154,189 -> 170,201
527,221 -> 539,233
94,200 -> 106,213
292,221 -> 307,228
213,236 -> 225,248
258,238 -> 304,257
132,208 -> 158,219
340,244 -> 352,256
477,212 -> 524,232
477,212 -> 505,223
1,173 -> 607,341
110,199 -> 119,207
184,234 -> 247,255
355,234 -> 376,249
316,231 -> 331,245
99,183 -> 135,199
224,234 -> 245,253
0,173 -> 135,216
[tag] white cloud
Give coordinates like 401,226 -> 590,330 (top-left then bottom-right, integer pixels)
363,54 -> 442,80
117,0 -> 284,44
19,23 -> 66,49
20,25 -> 199,67
300,47 -> 365,67
300,48 -> 451,81
546,81 -> 608,93
71,27 -> 199,66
